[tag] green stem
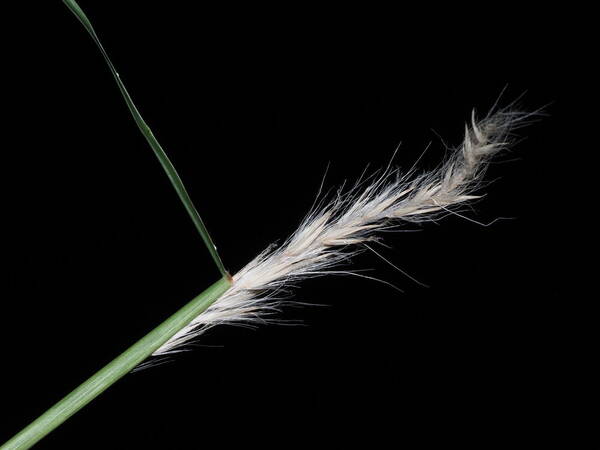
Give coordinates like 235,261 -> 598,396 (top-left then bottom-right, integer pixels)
1,277 -> 231,450
62,0 -> 229,278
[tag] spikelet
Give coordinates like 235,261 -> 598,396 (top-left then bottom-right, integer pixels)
153,107 -> 530,356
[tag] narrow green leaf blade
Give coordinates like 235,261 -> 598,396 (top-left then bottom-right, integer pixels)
62,0 -> 229,278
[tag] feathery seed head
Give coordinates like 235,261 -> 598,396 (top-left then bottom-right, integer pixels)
153,107 -> 532,356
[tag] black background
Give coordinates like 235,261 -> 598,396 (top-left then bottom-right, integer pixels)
1,1 -> 588,448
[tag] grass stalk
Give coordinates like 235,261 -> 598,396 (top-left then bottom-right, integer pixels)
1,277 -> 231,450
62,0 -> 229,278
1,3 -> 235,447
